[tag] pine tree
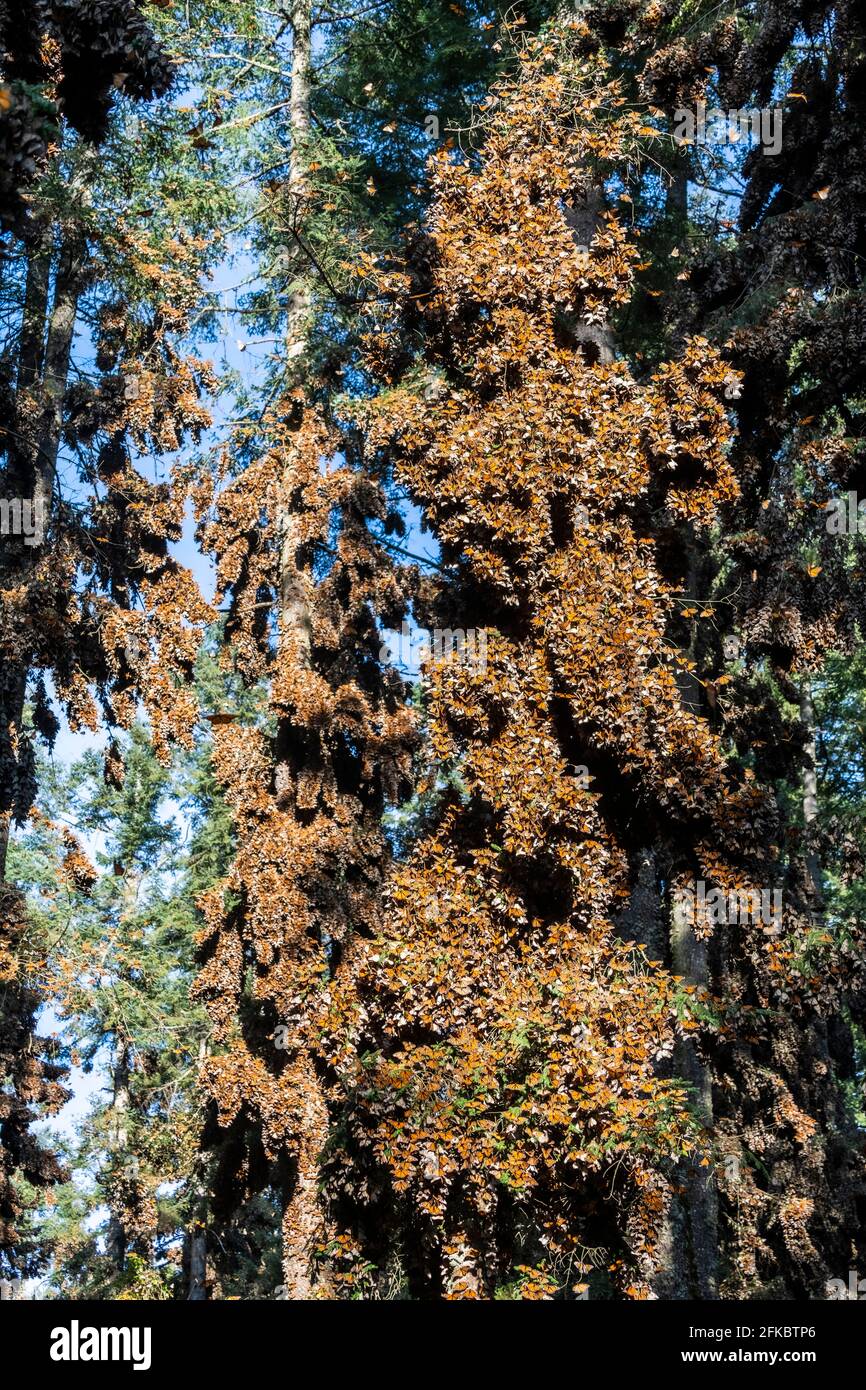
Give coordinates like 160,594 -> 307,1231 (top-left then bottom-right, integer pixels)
568,0 -> 866,1296
6,728 -> 202,1298
0,0 -> 254,1284
318,25 -> 753,1299
188,0 -> 534,1297
0,0 -> 173,232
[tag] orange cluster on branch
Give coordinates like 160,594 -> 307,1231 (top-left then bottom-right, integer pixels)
318,34 -> 778,1299
193,399 -> 415,1294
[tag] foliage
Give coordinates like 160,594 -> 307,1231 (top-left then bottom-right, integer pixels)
2,0 -> 865,1303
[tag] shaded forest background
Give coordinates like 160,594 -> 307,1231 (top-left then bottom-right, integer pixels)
0,0 -> 865,1300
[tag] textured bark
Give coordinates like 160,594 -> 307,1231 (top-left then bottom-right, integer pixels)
563,188 -> 616,363
275,0 -> 315,786
618,853 -> 719,1298
17,231 -> 51,393
280,1053 -> 329,1298
281,0 -> 313,367
187,1227 -> 208,1301
187,1037 -> 209,1299
666,152 -> 690,221
664,884 -> 718,1300
33,237 -> 86,518
616,846 -> 666,960
106,1039 -> 132,1272
274,0 -> 330,1297
801,679 -> 823,910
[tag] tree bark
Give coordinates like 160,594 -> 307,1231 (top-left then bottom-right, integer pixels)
33,237 -> 86,518
563,187 -> 616,363
276,0 -> 315,788
187,1224 -> 208,1301
801,677 -> 823,910
659,882 -> 718,1299
273,0 -> 330,1299
106,1037 -> 132,1272
187,1038 -> 210,1299
666,150 -> 690,221
616,846 -> 666,959
280,1052 -> 330,1298
17,231 -> 52,394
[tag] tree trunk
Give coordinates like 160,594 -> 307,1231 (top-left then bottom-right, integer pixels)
187,1225 -> 208,1301
616,846 -> 666,959
286,0 -> 312,348
106,1038 -> 132,1272
187,1038 -> 210,1299
801,678 -> 823,910
273,0 -> 330,1298
275,0 -> 315,801
17,231 -> 52,394
564,187 -> 616,363
33,237 -> 86,518
658,881 -> 718,1299
666,150 -> 690,221
280,1054 -> 329,1298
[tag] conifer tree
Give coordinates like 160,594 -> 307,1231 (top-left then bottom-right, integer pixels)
0,0 -> 237,1285
565,0 -> 866,1296
189,0 -> 522,1297
8,680 -> 250,1300
320,25 -> 756,1299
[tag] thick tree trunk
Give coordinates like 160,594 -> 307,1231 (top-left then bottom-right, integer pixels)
17,232 -> 52,394
286,0 -> 313,353
801,678 -> 823,911
659,882 -> 718,1299
106,1038 -> 132,1272
273,0 -> 330,1299
187,1039 -> 210,1299
280,1053 -> 329,1298
275,0 -> 315,794
616,846 -> 666,959
564,188 -> 616,363
667,152 -> 690,221
187,1225 -> 208,1301
33,238 -> 86,518
618,851 -> 719,1298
